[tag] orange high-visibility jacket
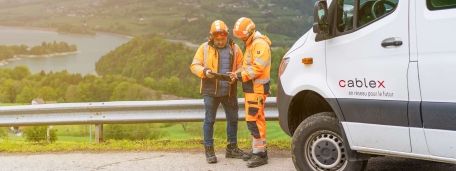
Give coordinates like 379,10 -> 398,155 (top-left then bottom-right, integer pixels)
236,31 -> 272,95
190,40 -> 243,97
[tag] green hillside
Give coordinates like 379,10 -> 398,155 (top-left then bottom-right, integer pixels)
96,34 -> 286,98
0,0 -> 315,46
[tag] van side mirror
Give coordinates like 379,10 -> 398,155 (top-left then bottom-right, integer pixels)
313,0 -> 329,35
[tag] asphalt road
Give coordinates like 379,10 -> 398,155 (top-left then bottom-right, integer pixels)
0,151 -> 455,171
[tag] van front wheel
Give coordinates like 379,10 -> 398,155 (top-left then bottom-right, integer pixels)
291,112 -> 367,171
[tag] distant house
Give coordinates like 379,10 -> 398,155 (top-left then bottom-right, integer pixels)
31,98 -> 45,105
186,17 -> 199,23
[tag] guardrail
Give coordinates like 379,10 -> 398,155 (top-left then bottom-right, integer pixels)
0,97 -> 278,143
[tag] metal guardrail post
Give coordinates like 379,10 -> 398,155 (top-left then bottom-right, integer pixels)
95,124 -> 103,143
46,126 -> 51,143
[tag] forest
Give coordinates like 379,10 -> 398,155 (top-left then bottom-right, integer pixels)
0,41 -> 77,61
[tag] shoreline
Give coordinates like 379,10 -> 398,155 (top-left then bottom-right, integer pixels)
0,51 -> 79,66
0,25 -> 133,69
0,25 -> 134,40
0,24 -> 202,49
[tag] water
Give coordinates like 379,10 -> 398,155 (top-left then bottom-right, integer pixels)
0,26 -> 131,75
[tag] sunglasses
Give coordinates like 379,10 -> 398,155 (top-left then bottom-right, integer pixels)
212,31 -> 228,38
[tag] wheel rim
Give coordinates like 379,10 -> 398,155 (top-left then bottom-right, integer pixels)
305,130 -> 348,171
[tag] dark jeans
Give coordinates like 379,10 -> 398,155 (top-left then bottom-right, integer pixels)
203,95 -> 239,146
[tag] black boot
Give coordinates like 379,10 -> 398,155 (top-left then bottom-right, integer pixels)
246,151 -> 268,168
242,150 -> 253,161
204,146 -> 217,164
225,143 -> 248,159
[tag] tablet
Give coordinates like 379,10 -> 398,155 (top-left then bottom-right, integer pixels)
212,72 -> 232,81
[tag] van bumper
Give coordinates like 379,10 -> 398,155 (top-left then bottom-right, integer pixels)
277,77 -> 294,136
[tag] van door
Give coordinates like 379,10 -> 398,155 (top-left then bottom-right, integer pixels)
416,0 -> 456,159
325,0 -> 411,152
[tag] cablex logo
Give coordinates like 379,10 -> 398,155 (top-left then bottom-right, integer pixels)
339,78 -> 385,88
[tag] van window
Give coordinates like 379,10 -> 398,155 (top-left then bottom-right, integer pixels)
336,0 -> 355,33
357,0 -> 398,27
428,0 -> 456,10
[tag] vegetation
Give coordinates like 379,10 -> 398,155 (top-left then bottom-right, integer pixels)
0,66 -> 164,104
23,126 -> 57,143
0,0 -> 315,46
56,24 -> 96,35
0,121 -> 291,152
0,41 -> 77,60
96,34 -> 287,98
0,138 -> 290,153
0,35 -> 285,104
0,1 -> 299,152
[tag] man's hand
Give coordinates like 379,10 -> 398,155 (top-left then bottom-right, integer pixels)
205,70 -> 215,78
227,72 -> 238,84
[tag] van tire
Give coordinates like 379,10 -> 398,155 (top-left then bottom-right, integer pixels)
291,112 -> 367,171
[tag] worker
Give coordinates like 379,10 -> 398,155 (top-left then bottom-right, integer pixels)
229,17 -> 272,168
190,20 -> 247,164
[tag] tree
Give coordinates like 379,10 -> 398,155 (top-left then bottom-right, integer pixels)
111,82 -> 159,101
37,86 -> 58,102
0,79 -> 21,103
16,86 -> 38,103
12,66 -> 31,80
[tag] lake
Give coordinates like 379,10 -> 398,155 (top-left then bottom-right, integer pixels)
0,26 -> 131,75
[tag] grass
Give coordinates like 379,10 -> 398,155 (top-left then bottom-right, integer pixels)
0,103 -> 22,106
0,121 -> 292,153
0,139 -> 291,153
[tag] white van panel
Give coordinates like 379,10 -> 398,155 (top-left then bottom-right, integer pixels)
280,32 -> 335,99
326,0 -> 410,101
416,0 -> 456,159
342,122 -> 411,152
417,1 -> 456,103
410,128 -> 430,155
424,129 -> 456,159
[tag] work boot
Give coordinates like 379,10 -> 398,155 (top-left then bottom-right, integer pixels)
242,150 -> 253,161
204,146 -> 217,164
246,151 -> 268,168
225,143 -> 248,159
242,150 -> 267,161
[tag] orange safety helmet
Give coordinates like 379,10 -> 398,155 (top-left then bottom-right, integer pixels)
210,20 -> 228,39
233,17 -> 256,40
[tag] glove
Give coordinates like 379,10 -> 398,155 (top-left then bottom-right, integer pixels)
205,70 -> 215,78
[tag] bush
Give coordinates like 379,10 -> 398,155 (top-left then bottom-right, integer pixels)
23,126 -> 57,143
0,128 -> 7,138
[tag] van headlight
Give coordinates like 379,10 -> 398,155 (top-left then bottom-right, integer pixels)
278,57 -> 290,77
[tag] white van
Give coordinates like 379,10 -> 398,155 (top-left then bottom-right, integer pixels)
277,0 -> 456,170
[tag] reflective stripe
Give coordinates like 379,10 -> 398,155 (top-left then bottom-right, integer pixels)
254,57 -> 270,67
246,67 -> 255,78
191,58 -> 205,76
252,138 -> 266,153
253,138 -> 266,146
203,42 -> 209,67
254,79 -> 270,84
245,54 -> 252,65
231,44 -> 237,71
192,58 -> 201,65
192,67 -> 204,74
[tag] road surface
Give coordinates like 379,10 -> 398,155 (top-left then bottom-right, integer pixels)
1,151 -> 455,171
